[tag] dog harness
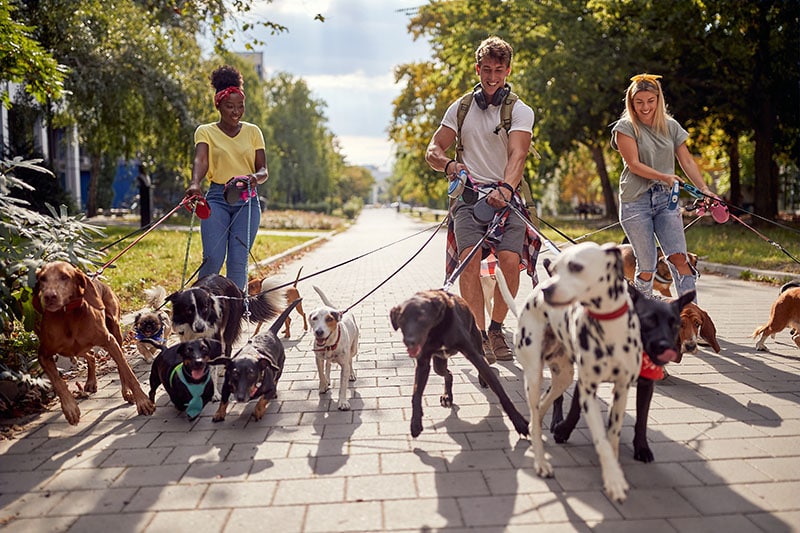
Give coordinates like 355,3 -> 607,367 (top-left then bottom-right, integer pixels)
170,363 -> 211,419
134,324 -> 166,344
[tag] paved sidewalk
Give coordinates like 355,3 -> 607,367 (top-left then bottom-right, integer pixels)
2,207 -> 800,532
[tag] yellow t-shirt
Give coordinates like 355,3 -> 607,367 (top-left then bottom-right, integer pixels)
194,122 -> 266,185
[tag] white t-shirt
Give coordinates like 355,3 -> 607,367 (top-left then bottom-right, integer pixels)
441,96 -> 534,186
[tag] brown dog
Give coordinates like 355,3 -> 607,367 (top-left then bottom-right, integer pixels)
619,244 -> 698,298
33,261 -> 155,425
677,302 -> 721,360
248,268 -> 307,338
753,287 -> 800,351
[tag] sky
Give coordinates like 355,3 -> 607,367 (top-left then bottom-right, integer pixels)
227,0 -> 433,172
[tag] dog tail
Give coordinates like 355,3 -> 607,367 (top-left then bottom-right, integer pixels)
751,324 -> 769,339
246,278 -> 284,324
293,267 -> 303,287
312,285 -> 337,309
144,286 -> 167,309
269,298 -> 302,336
494,268 -> 519,318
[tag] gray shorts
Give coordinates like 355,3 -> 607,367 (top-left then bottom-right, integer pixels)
452,200 -> 525,256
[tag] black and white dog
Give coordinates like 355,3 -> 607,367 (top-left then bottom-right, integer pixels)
496,242 -> 643,503
212,299 -> 301,422
167,274 -> 283,358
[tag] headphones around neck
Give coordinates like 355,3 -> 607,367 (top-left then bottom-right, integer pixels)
473,82 -> 511,110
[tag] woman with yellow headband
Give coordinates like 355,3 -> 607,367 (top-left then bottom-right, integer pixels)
185,65 -> 269,290
611,74 -> 713,301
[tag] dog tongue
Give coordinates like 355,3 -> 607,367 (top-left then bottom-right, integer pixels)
191,368 -> 206,380
407,345 -> 421,358
655,349 -> 679,364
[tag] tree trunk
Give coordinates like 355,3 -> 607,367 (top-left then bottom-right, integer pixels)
727,135 -> 741,207
590,143 -> 617,219
751,1 -> 778,222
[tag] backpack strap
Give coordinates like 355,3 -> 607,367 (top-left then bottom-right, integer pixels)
454,88 -> 540,224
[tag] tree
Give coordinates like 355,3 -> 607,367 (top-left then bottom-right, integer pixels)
0,2 -> 65,109
263,72 -> 341,206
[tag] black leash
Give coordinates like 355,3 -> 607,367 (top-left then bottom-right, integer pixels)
441,209 -> 507,292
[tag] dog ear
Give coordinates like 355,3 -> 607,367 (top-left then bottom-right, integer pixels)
543,258 -> 553,276
79,271 -> 105,310
675,291 -> 696,311
389,304 -> 402,330
133,312 -> 142,325
259,356 -> 281,374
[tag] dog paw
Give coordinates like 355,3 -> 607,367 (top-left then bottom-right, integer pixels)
137,398 -> 156,416
319,385 -> 331,395
633,445 -> 654,463
338,401 -> 351,411
439,395 -> 453,408
533,458 -> 554,478
604,475 -> 629,503
84,380 -> 98,394
62,402 -> 81,425
754,344 -> 769,352
410,420 -> 423,438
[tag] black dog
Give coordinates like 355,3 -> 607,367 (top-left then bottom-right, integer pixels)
212,299 -> 301,422
389,290 -> 529,438
550,287 -> 695,462
167,274 -> 283,358
147,338 -> 224,421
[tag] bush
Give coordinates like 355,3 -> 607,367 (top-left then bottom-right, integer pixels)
340,196 -> 364,220
0,157 -> 107,361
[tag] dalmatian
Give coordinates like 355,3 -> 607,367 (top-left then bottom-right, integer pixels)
495,242 -> 642,503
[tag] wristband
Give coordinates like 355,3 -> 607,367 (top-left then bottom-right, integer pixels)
499,182 -> 515,197
444,159 -> 456,175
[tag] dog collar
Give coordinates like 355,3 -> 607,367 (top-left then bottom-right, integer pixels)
315,327 -> 341,352
654,272 -> 671,284
587,302 -> 629,321
60,298 -> 84,313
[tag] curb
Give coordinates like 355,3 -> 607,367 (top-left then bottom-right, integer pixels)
699,260 -> 800,285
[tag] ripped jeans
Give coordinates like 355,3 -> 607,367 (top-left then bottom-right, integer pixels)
620,183 -> 697,300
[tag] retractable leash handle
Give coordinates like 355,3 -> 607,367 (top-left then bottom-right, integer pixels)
447,169 -> 468,200
667,181 -> 680,210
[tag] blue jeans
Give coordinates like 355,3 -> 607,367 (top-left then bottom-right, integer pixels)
198,182 -> 261,290
620,184 -> 697,299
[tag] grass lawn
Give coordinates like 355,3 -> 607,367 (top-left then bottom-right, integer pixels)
409,207 -> 800,278
94,210 -> 345,311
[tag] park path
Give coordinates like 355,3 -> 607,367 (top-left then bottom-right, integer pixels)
1,206 -> 799,532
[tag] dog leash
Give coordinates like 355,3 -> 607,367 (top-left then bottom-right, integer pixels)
246,220 -> 448,298
93,197 -> 196,278
441,209 -> 507,292
342,216 -> 449,314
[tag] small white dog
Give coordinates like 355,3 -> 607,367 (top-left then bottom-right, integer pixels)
309,286 -> 359,411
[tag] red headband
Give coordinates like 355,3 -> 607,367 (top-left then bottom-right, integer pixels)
214,86 -> 245,108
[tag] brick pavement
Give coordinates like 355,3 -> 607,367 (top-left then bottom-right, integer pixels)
1,207 -> 799,532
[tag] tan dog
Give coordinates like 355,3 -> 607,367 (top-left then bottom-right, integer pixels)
33,261 -> 155,425
248,268 -> 307,338
132,286 -> 171,363
619,243 -> 698,298
309,285 -> 359,411
677,302 -> 721,361
752,287 -> 800,351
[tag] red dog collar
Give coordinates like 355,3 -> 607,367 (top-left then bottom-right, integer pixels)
587,302 -> 629,321
315,328 -> 341,352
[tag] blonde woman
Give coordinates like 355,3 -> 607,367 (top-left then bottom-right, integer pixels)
612,74 -> 712,300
